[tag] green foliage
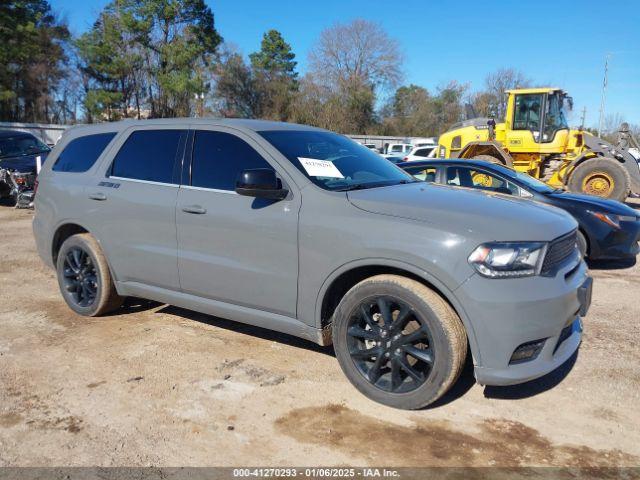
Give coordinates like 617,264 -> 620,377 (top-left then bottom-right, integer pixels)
0,0 -> 70,122
214,52 -> 262,118
249,30 -> 297,80
77,0 -> 221,120
215,30 -> 299,121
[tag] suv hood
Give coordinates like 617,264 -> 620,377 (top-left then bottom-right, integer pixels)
348,182 -> 577,242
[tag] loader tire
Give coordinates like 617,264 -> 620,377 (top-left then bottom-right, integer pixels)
567,157 -> 630,202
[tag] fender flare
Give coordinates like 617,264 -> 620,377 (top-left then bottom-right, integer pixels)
51,219 -> 120,283
457,141 -> 514,168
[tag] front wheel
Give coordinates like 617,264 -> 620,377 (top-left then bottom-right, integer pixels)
332,275 -> 468,409
567,157 -> 630,202
56,233 -> 123,316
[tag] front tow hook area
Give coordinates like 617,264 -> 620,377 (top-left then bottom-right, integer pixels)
578,277 -> 593,317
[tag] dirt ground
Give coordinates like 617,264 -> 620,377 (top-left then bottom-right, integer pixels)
1,201 -> 639,468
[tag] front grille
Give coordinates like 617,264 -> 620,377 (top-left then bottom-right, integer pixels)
541,230 -> 577,276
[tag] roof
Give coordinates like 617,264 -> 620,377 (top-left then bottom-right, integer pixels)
505,87 -> 563,94
0,129 -> 37,139
397,159 -> 497,169
62,118 -> 325,136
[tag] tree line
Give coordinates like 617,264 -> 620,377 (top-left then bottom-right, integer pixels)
1,0 -> 636,140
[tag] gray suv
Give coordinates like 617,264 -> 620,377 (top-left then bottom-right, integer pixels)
33,119 -> 592,409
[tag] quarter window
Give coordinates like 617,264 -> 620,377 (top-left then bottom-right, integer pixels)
414,147 -> 434,158
52,133 -> 116,173
410,167 -> 437,182
110,130 -> 185,184
191,130 -> 273,191
446,166 -> 519,195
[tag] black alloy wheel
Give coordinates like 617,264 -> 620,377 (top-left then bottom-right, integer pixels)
347,296 -> 434,394
61,246 -> 98,308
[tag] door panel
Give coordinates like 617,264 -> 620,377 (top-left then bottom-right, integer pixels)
88,127 -> 186,290
176,128 -> 299,317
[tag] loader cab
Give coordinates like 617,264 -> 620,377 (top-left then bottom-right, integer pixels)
505,88 -> 571,152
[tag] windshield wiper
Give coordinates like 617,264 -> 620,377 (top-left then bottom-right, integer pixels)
334,179 -> 416,192
334,183 -> 370,192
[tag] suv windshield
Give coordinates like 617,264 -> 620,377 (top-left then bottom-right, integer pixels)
259,130 -> 415,191
0,134 -> 50,159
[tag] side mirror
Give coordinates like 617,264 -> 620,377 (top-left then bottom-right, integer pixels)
235,168 -> 288,200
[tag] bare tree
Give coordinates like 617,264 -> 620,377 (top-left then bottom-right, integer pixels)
483,68 -> 531,119
308,19 -> 403,93
603,112 -> 626,136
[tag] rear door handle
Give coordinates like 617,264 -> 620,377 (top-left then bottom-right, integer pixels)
182,205 -> 207,215
88,192 -> 107,201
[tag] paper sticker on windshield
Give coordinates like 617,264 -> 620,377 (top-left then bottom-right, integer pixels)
298,157 -> 344,178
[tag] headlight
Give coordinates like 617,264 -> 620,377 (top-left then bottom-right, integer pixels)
468,242 -> 547,278
587,210 -> 637,229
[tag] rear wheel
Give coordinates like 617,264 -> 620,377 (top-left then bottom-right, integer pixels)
567,157 -> 630,202
56,233 -> 123,316
332,275 -> 467,410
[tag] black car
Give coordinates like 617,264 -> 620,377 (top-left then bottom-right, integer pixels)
0,130 -> 50,206
399,159 -> 640,261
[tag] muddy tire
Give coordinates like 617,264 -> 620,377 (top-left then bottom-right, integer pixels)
567,157 -> 630,202
56,233 -> 123,316
332,274 -> 467,410
577,230 -> 588,258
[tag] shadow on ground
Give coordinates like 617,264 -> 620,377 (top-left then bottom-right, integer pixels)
111,298 -> 579,406
587,257 -> 637,270
157,304 -> 334,356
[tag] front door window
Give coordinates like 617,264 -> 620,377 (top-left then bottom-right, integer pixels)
513,94 -> 543,141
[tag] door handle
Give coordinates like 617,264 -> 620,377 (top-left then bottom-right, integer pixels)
88,192 -> 107,201
182,205 -> 207,215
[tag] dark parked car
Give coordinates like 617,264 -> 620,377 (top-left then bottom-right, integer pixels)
399,159 -> 640,261
0,130 -> 50,206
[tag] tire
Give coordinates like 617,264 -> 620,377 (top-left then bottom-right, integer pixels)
332,274 -> 467,410
567,157 -> 630,202
56,233 -> 123,316
577,230 -> 588,259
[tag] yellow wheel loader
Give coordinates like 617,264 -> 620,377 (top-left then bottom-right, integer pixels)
436,88 -> 640,201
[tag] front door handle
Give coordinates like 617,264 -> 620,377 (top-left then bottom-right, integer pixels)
182,205 -> 207,215
88,192 -> 107,201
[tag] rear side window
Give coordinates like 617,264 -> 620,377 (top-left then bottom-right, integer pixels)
191,130 -> 273,191
110,130 -> 185,184
414,148 -> 433,157
52,133 -> 116,173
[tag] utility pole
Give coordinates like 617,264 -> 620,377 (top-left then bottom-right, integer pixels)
580,107 -> 586,130
597,54 -> 610,137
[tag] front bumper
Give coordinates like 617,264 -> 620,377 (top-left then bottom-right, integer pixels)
588,218 -> 640,260
455,254 -> 589,386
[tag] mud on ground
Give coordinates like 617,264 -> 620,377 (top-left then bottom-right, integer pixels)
1,202 -> 639,467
